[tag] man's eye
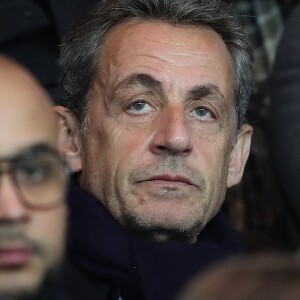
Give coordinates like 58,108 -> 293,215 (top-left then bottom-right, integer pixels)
191,107 -> 214,120
17,163 -> 49,183
126,101 -> 154,115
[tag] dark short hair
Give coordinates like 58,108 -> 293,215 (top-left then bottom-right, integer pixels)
59,0 -> 253,128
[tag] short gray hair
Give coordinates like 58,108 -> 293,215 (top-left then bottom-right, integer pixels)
59,0 -> 253,128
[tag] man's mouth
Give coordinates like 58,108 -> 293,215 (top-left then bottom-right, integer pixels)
0,246 -> 31,268
142,174 -> 194,186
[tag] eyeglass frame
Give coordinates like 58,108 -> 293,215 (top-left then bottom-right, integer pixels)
0,143 -> 70,210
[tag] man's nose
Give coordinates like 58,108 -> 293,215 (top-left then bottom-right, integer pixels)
150,106 -> 194,156
0,175 -> 28,221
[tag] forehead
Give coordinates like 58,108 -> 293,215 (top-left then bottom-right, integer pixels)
100,21 -> 234,100
0,64 -> 58,156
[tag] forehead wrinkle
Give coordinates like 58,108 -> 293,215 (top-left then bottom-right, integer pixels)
145,39 -> 211,56
138,52 -> 212,68
145,33 -> 217,57
168,52 -> 210,57
146,37 -> 186,46
146,38 -> 193,47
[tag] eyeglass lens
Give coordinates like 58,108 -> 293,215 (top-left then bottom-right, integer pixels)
14,152 -> 68,208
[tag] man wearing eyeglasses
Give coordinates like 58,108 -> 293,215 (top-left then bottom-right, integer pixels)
0,55 -> 69,300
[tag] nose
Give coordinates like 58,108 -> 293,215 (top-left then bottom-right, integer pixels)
150,106 -> 194,156
0,175 -> 28,222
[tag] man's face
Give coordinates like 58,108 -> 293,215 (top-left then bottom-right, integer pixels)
0,59 -> 67,297
80,21 -> 249,240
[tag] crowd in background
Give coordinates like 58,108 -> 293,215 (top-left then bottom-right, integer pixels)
225,0 -> 300,252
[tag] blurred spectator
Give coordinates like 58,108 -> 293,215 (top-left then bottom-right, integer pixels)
177,254 -> 300,300
0,55 -> 69,300
226,0 -> 300,252
0,0 -> 99,103
233,0 -> 283,97
267,4 -> 300,250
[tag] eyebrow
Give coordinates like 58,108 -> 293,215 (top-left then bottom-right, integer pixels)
188,84 -> 227,104
20,143 -> 56,155
0,143 -> 56,162
115,74 -> 228,107
115,73 -> 162,93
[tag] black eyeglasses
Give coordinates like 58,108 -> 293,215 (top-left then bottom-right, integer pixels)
0,144 -> 70,210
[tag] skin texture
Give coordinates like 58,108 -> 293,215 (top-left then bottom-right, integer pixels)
57,21 -> 252,242
0,56 -> 67,298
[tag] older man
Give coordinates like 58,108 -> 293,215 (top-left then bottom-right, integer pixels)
0,56 -> 69,300
56,0 -> 253,299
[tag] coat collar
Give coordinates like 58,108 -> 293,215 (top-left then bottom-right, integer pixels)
66,181 -> 243,300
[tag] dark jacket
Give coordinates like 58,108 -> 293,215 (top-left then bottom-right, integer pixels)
0,0 -> 99,103
19,278 -> 70,300
60,182 -> 244,300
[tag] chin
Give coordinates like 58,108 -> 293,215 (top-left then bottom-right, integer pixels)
0,274 -> 42,298
0,261 -> 46,298
122,209 -> 205,242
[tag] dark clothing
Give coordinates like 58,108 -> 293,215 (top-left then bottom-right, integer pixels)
61,182 -> 244,300
0,0 -> 99,103
267,4 -> 300,249
58,260 -> 116,300
12,278 -> 70,300
32,289 -> 68,300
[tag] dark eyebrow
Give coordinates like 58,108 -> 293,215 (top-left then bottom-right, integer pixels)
0,143 -> 58,163
14,143 -> 59,164
113,76 -> 229,109
115,73 -> 162,93
188,84 -> 227,103
19,143 -> 57,156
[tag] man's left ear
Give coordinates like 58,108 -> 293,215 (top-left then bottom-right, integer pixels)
53,105 -> 83,173
227,124 -> 253,188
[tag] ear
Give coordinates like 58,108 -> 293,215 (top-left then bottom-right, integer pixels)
227,124 -> 253,188
54,106 -> 83,172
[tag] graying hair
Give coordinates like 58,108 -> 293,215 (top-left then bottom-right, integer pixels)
59,0 -> 253,129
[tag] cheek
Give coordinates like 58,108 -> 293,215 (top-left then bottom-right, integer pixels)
83,121 -> 113,173
84,123 -> 145,186
193,133 -> 232,181
112,132 -> 149,177
30,207 -> 67,264
101,121 -> 149,161
194,135 -> 223,164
